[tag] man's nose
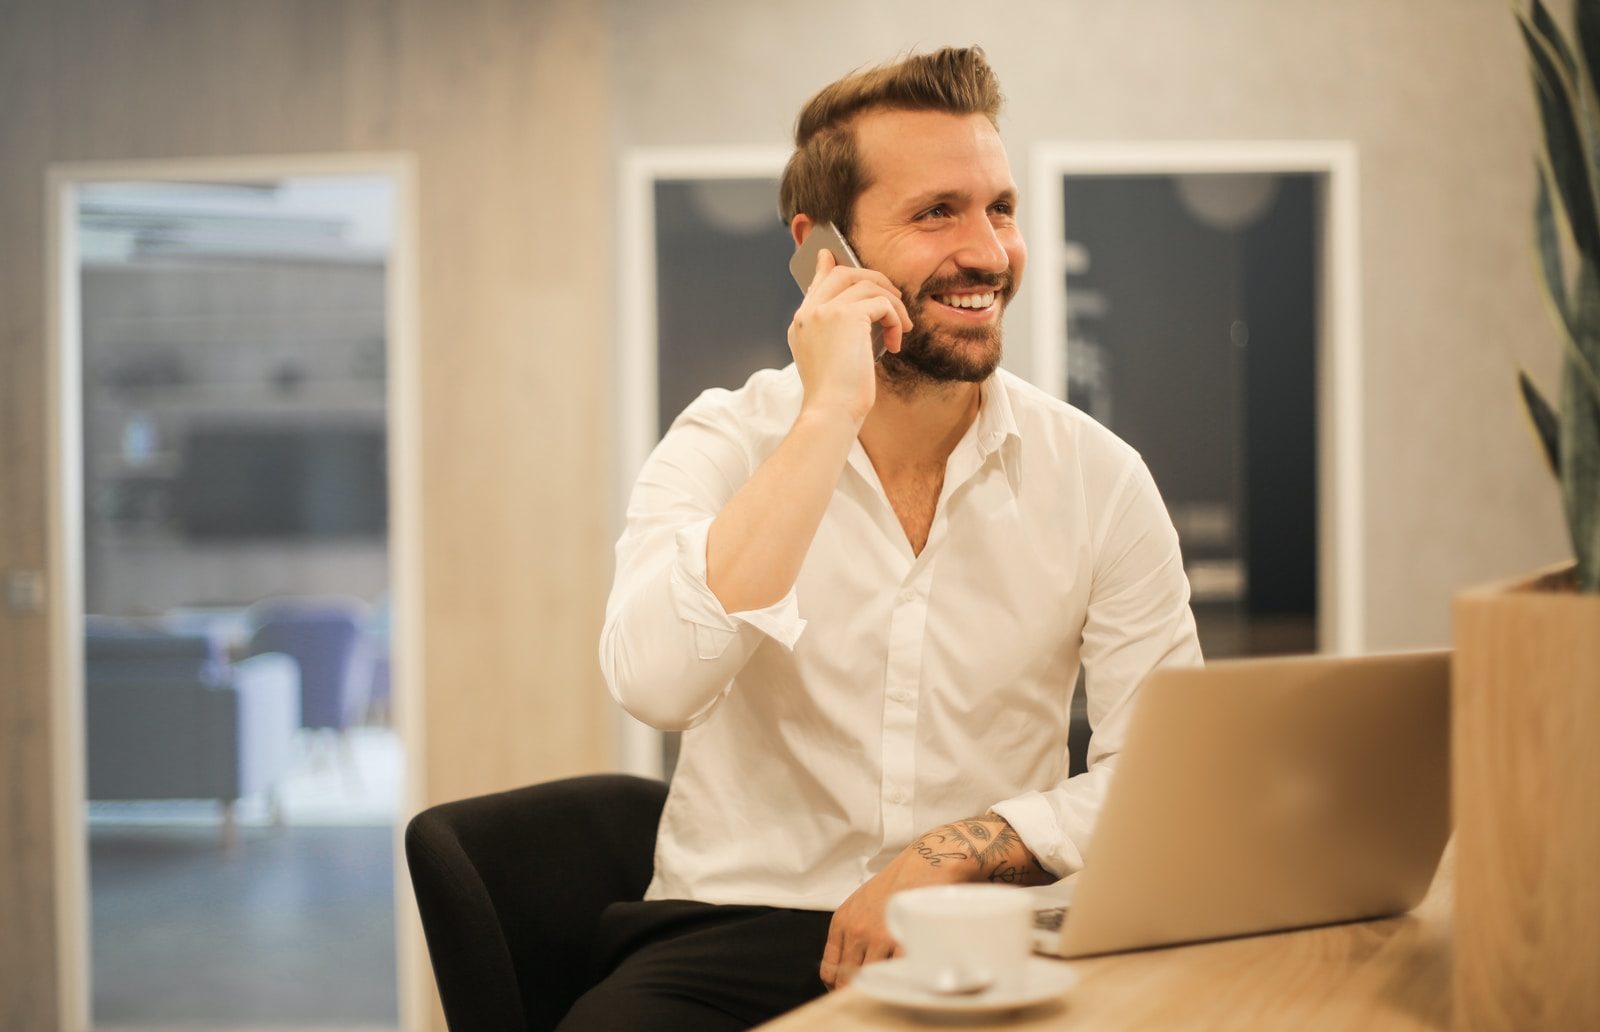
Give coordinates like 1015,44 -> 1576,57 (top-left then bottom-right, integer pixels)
953,216 -> 1010,273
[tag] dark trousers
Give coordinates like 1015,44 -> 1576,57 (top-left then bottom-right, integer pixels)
555,900 -> 834,1032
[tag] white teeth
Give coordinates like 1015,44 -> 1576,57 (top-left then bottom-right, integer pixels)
936,292 -> 996,310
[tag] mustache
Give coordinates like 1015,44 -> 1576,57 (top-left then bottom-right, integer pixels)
914,269 -> 1013,301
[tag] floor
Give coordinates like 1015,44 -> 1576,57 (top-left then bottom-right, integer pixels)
88,728 -> 402,1028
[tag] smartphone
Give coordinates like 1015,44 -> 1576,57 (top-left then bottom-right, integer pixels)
788,221 -> 888,361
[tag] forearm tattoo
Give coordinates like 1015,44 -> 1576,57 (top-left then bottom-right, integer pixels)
912,839 -> 969,868
908,812 -> 1051,885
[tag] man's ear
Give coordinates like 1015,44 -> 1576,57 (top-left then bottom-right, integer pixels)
789,213 -> 814,248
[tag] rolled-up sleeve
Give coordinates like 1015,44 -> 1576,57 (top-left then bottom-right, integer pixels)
600,400 -> 807,732
989,457 -> 1203,876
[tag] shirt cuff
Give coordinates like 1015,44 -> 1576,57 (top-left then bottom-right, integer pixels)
989,791 -> 1083,878
669,518 -> 807,659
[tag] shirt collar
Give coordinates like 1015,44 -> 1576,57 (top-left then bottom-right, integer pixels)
976,371 -> 1022,459
844,371 -> 1024,493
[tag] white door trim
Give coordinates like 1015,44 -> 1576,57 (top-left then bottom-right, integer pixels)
1028,140 -> 1364,654
613,147 -> 790,778
45,152 -> 428,1032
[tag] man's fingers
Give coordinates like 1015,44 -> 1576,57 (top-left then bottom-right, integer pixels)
822,911 -> 873,991
856,297 -> 905,354
862,936 -> 896,966
834,279 -> 912,332
822,282 -> 913,343
804,261 -> 901,309
819,913 -> 844,989
827,280 -> 906,324
808,245 -> 837,288
845,265 -> 904,301
836,924 -> 869,988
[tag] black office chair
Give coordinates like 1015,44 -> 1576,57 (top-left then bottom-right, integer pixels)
405,774 -> 669,1032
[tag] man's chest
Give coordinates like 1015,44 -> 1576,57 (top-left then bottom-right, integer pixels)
780,463 -> 1093,696
879,468 -> 944,557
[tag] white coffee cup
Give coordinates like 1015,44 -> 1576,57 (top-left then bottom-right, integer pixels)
885,884 -> 1034,996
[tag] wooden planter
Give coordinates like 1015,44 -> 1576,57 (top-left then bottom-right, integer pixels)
1453,563 -> 1600,1031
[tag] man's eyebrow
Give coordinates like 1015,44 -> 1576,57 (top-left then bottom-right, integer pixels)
901,187 -> 1019,211
902,189 -> 965,211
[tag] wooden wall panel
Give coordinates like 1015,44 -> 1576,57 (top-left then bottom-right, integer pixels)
2,3 -> 72,1028
0,2 -> 615,1027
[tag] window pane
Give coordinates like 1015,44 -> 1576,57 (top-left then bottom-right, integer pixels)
1062,173 -> 1319,658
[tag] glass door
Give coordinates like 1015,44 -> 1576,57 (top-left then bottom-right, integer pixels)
72,173 -> 407,1028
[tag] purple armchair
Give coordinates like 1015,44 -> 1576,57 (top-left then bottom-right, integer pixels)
247,598 -> 372,732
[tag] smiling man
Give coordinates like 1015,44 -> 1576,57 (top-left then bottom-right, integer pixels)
585,47 -> 1202,1031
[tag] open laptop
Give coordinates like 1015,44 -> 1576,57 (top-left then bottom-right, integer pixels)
1026,649 -> 1451,958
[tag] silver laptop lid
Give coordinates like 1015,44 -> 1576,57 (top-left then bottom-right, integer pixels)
1058,650 -> 1451,958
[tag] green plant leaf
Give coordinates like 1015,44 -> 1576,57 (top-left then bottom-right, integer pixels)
1519,369 -> 1564,476
1531,162 -> 1600,411
1533,166 -> 1600,410
1576,0 -> 1600,98
1520,14 -> 1600,265
1533,0 -> 1581,76
1567,264 -> 1600,409
1535,162 -> 1578,337
1534,0 -> 1600,204
1532,2 -> 1600,192
1559,349 -> 1600,589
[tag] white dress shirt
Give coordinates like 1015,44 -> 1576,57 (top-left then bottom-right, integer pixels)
600,364 -> 1202,910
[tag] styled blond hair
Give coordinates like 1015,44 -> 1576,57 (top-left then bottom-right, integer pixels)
778,46 -> 1003,236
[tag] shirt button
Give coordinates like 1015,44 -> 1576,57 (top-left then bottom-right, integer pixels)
887,790 -> 908,805
897,588 -> 917,604
891,690 -> 911,704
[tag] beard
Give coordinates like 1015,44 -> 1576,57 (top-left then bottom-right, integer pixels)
878,269 -> 1013,395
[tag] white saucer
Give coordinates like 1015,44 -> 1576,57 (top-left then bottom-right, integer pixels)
853,956 -> 1076,1015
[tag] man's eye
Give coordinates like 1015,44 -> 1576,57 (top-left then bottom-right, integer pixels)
991,202 -> 1015,218
919,204 -> 952,220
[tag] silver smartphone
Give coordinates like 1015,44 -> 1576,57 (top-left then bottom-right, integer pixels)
788,221 -> 887,361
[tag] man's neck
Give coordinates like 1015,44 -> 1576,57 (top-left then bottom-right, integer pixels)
857,378 -> 983,478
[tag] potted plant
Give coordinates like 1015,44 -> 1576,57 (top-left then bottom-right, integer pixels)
1453,3 -> 1600,1029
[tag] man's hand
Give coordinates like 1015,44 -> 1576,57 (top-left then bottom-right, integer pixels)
819,813 -> 1052,990
788,248 -> 912,428
703,247 -> 906,615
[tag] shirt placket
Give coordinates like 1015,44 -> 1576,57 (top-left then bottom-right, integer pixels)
878,567 -> 929,856
855,425 -> 998,868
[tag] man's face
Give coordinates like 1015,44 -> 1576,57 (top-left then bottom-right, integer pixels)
846,108 -> 1026,387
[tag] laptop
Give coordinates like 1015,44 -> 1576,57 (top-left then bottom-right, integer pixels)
1026,649 -> 1452,958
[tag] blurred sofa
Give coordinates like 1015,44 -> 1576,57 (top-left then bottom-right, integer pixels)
85,618 -> 300,822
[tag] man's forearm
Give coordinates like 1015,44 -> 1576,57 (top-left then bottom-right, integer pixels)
705,406 -> 858,614
908,813 -> 1053,886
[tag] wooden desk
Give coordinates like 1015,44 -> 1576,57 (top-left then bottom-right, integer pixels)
762,843 -> 1454,1031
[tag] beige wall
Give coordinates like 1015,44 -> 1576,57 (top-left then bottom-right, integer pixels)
0,0 -> 1577,1027
0,1 -> 613,1027
608,0 -> 1571,649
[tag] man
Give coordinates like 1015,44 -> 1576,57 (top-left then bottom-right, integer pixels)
583,46 -> 1201,1031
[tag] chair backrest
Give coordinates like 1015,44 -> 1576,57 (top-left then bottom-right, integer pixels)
247,600 -> 368,729
85,619 -> 226,686
405,774 -> 668,1032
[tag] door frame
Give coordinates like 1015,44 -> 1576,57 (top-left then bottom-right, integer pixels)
1028,141 -> 1364,654
45,152 -> 428,1032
